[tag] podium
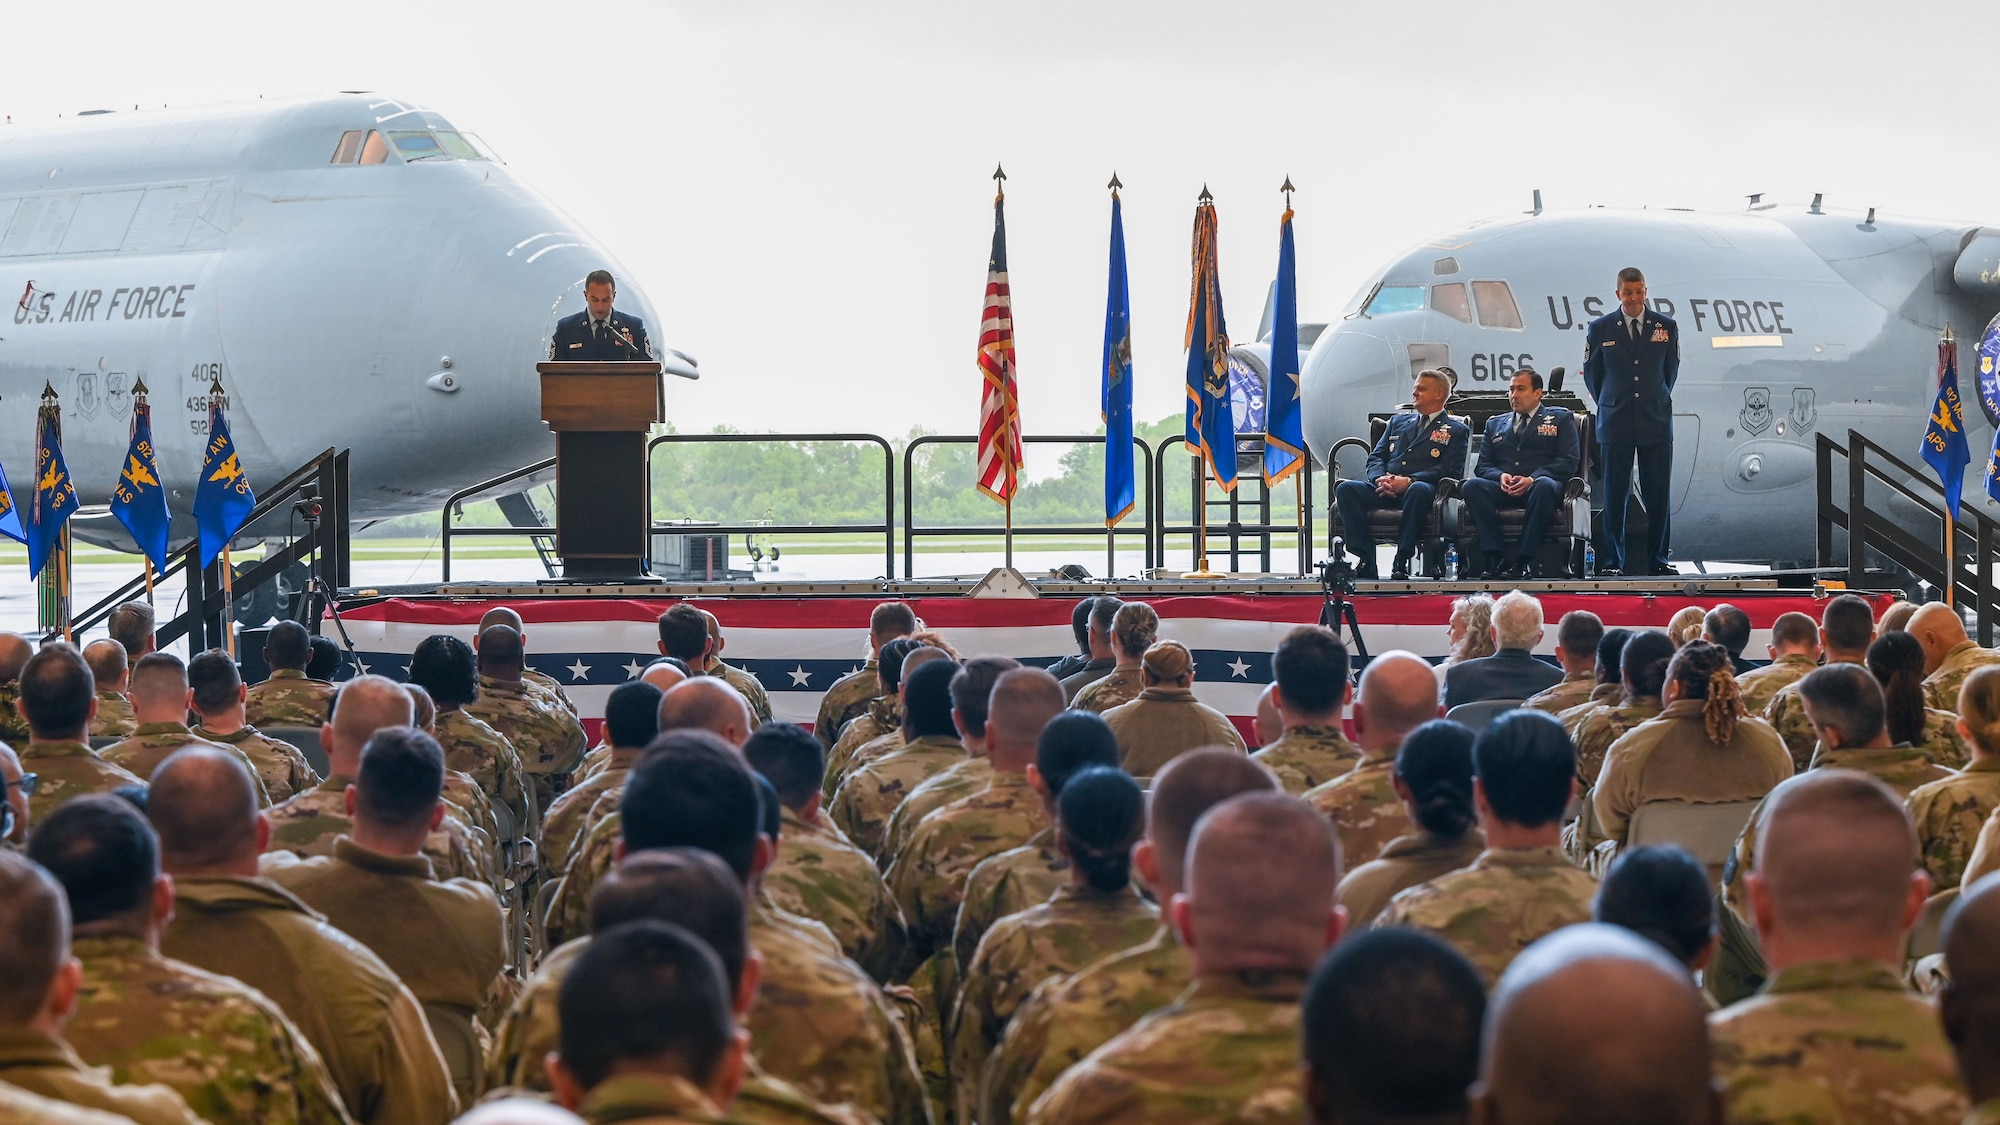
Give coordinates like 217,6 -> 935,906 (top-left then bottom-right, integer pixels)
537,361 -> 663,582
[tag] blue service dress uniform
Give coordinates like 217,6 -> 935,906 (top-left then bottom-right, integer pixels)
1335,410 -> 1470,574
1582,307 -> 1678,574
1461,405 -> 1581,573
548,309 -> 654,362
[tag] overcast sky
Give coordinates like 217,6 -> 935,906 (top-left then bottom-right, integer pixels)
9,0 -> 1991,450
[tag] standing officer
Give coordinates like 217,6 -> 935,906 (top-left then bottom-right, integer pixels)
547,269 -> 653,362
1461,367 -> 1579,580
1335,369 -> 1469,580
1583,267 -> 1678,576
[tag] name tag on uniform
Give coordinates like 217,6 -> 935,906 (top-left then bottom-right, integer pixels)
1602,339 -> 1617,347
568,342 -> 583,349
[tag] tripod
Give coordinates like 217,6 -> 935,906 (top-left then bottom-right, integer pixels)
291,500 -> 363,675
1318,537 -> 1369,660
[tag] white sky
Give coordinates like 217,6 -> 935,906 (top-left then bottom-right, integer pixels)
8,0 -> 1991,445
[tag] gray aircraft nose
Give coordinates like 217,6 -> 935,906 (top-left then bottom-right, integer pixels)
1301,328 -> 1403,470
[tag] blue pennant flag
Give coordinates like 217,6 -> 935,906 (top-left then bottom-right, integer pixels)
26,400 -> 77,579
1102,190 -> 1135,528
1263,205 -> 1304,486
0,457 -> 23,546
110,395 -> 171,576
194,393 -> 256,568
1184,198 -> 1235,491
1921,337 -> 1970,519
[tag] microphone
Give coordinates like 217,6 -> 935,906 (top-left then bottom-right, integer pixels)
608,321 -> 646,358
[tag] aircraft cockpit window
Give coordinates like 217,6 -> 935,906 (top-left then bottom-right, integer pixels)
1363,285 -> 1424,316
1471,281 -> 1524,329
359,131 -> 392,165
1431,283 -> 1471,323
433,130 -> 486,161
329,131 -> 364,165
387,131 -> 447,161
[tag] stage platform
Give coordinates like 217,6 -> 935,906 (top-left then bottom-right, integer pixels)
333,575 -> 1893,741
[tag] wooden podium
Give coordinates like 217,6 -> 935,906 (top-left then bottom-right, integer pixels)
537,361 -> 663,582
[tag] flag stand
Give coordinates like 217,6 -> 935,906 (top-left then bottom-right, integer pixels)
57,523 -> 71,643
221,546 -> 236,658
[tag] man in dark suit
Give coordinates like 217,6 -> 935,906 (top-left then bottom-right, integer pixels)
1461,367 -> 1580,580
547,269 -> 654,362
1335,369 -> 1470,580
1444,589 -> 1564,709
1582,266 -> 1679,576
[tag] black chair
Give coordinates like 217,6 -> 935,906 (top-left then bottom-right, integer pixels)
1328,411 -> 1472,579
1446,412 -> 1595,578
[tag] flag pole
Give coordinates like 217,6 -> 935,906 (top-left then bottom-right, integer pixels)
57,521 -> 71,643
1005,491 -> 1014,569
221,545 -> 236,658
1283,176 -> 1308,575
1185,185 -> 1223,579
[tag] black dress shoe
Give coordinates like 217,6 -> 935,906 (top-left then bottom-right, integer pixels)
1501,558 -> 1532,580
1390,555 -> 1413,580
1354,559 -> 1380,580
1479,551 -> 1508,580
1594,565 -> 1623,578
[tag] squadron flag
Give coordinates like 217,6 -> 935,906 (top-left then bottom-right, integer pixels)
976,180 -> 1024,504
1922,336 -> 1970,519
1184,194 -> 1235,491
194,389 -> 256,568
0,456 -> 23,546
1263,203 -> 1304,486
110,389 -> 171,576
1102,187 -> 1135,528
26,391 -> 77,579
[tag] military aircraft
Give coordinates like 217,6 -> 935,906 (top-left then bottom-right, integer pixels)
0,92 -> 695,550
1300,197 -> 2000,566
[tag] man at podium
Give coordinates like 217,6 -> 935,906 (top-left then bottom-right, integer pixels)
548,269 -> 655,362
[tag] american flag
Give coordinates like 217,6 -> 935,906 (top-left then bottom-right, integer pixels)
976,174 -> 1023,503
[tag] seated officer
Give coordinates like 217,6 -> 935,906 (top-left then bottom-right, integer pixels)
1461,367 -> 1580,580
1335,369 -> 1468,580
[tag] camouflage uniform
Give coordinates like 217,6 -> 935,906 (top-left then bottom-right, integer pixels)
1927,641 -> 2000,713
826,699 -> 902,799
1572,695 -> 1664,788
829,734 -> 966,862
1710,959 -> 1968,1124
706,660 -> 775,726
245,670 -> 338,729
101,724 -> 271,805
160,876 -> 459,1125
1809,742 -> 1954,798
65,933 -> 351,1125
766,806 -> 908,979
1735,652 -> 1820,717
16,741 -> 142,823
1523,670 -> 1597,715
1102,689 -> 1246,781
949,885 -> 1158,1124
954,829 -> 1068,976
1059,657 -> 1116,704
1024,969 -> 1308,1125
887,771 -> 1051,960
193,724 -> 321,805
90,691 -> 137,740
983,927 -> 1187,1125
539,746 -> 640,877
434,708 -> 531,835
880,756 -> 995,871
1070,662 -> 1143,715
575,1074 -> 722,1125
1376,846 -> 1598,988
1249,724 -> 1360,795
1920,708 -> 1975,769
0,683 -> 28,744
1961,807 -> 2000,889
0,1079 -> 143,1125
467,675 -> 587,814
1586,699 -> 1793,853
1968,1101 -> 2000,1124
1762,677 -> 1820,772
1557,682 -> 1625,737
1304,747 -> 1409,869
1907,759 -> 2000,891
0,1029 -> 205,1125
262,772 -> 490,887
520,667 -> 577,716
1336,829 -> 1485,928
816,658 -> 882,749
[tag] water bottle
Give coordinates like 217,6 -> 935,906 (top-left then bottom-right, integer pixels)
1584,543 -> 1596,578
1445,543 -> 1458,581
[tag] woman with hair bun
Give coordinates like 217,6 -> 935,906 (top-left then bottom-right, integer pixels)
1334,719 -> 1485,926
1907,665 -> 2000,891
949,766 -> 1158,1110
1865,630 -> 1971,769
1583,641 -> 1792,863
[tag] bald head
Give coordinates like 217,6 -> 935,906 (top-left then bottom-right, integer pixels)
81,640 -> 128,692
1252,684 -> 1281,747
986,667 -> 1066,771
641,660 -> 689,694
1749,770 -> 1926,963
327,675 -> 417,766
450,1100 -> 586,1125
148,748 -> 264,876
1476,924 -> 1719,1125
1146,750 -> 1279,899
659,678 -> 753,748
1910,603 -> 1972,674
478,625 -> 524,680
0,633 -> 32,683
1356,651 -> 1442,750
478,606 -> 525,635
127,653 -> 189,723
1177,791 -> 1340,974
403,684 -> 436,733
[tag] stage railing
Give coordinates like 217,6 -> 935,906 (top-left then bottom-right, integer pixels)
648,433 -> 898,580
901,435 -> 1156,579
439,458 -> 558,583
1816,427 -> 2000,642
1151,436 -> 1316,575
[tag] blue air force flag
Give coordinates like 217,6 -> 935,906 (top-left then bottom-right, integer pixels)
1263,206 -> 1304,486
1184,199 -> 1235,491
111,398 -> 171,576
194,396 -> 256,568
0,457 -> 23,546
1921,338 -> 1970,520
1102,191 -> 1135,528
27,405 -> 77,579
